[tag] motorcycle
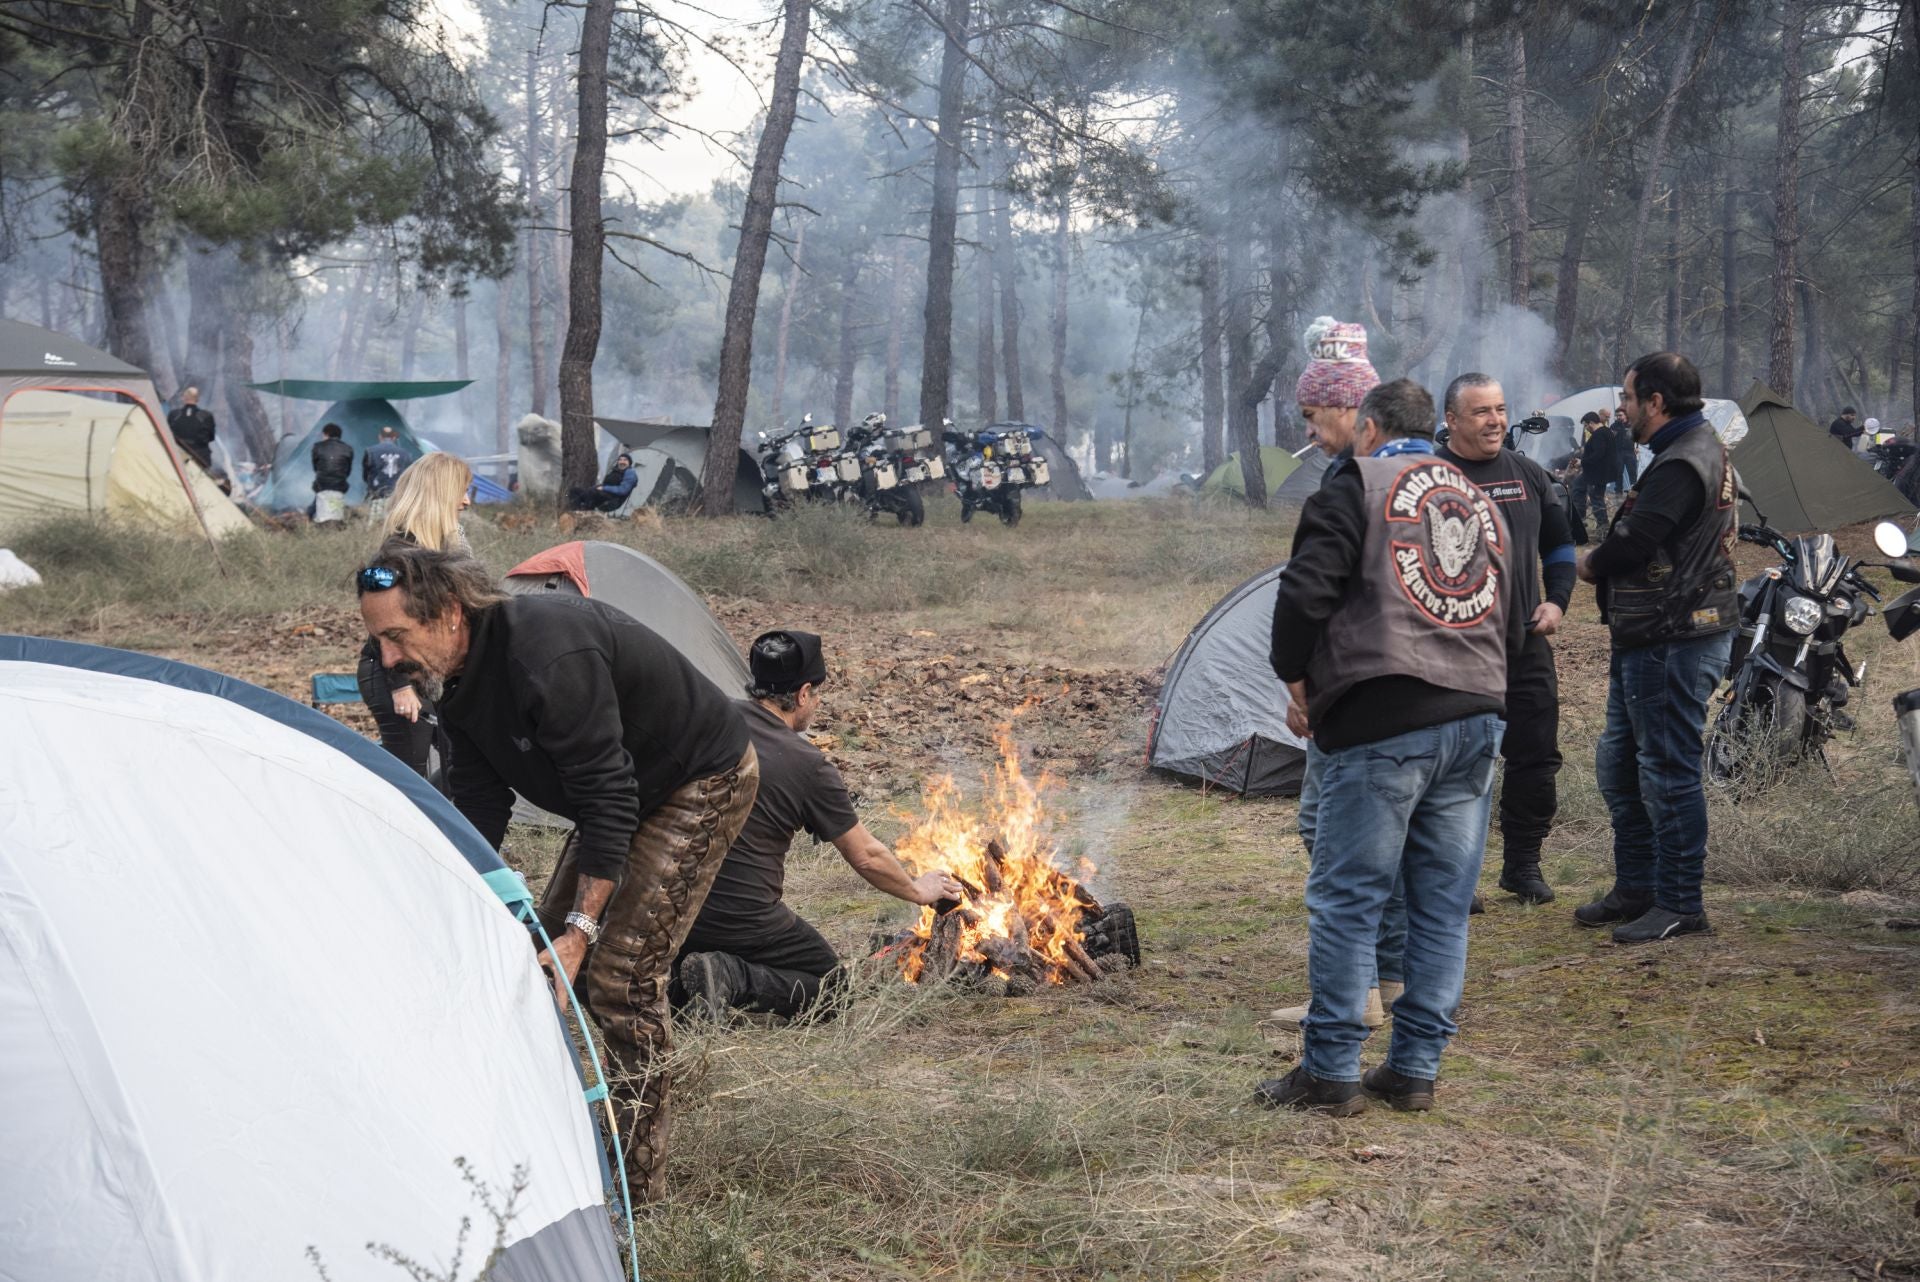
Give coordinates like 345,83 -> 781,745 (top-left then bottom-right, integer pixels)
1707,517 -> 1918,786
945,422 -> 1048,526
1866,437 -> 1917,483
754,414 -> 845,515
840,413 -> 931,526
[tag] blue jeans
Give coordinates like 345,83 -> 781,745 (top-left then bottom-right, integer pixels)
1595,631 -> 1734,915
1302,714 -> 1504,1082
1297,744 -> 1404,987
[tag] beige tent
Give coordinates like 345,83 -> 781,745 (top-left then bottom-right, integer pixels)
0,388 -> 252,537
0,318 -> 239,541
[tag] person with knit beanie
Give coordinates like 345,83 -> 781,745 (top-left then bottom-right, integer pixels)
1293,316 -> 1382,459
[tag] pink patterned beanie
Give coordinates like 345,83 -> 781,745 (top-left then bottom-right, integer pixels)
1294,316 -> 1380,409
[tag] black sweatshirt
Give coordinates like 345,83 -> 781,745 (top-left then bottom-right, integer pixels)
1437,445 -> 1577,620
1269,461 -> 1516,752
438,594 -> 749,881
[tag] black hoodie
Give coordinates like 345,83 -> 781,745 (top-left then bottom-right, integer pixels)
438,594 -> 748,880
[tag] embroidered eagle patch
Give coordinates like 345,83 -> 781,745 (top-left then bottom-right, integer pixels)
1383,461 -> 1505,629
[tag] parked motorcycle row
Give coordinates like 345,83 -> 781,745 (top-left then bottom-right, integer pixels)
753,414 -> 1049,527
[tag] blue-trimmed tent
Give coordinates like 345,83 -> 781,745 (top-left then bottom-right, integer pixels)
0,637 -> 622,1281
248,379 -> 476,512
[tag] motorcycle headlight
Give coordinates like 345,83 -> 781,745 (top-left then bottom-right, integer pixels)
1781,594 -> 1822,635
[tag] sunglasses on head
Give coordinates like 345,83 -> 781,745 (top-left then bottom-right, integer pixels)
357,565 -> 401,591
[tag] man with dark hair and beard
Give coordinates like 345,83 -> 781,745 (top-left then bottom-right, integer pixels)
167,386 -> 217,472
1575,352 -> 1736,944
1258,377 -> 1517,1117
1439,374 -> 1578,905
356,540 -> 759,1202
674,629 -> 962,1021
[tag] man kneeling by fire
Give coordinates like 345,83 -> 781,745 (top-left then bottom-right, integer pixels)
1258,378 -> 1522,1115
672,629 -> 963,1020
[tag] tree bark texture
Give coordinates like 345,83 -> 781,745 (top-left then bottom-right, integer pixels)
526,49 -> 548,418
1552,164 -> 1594,379
885,239 -> 905,424
1224,228 -> 1266,507
704,0 -> 811,513
975,129 -> 998,422
1664,190 -> 1682,353
558,0 -> 615,505
1448,25 -> 1480,376
1909,101 -> 1918,429
1613,0 -> 1705,376
1198,237 -> 1226,475
772,221 -> 806,424
453,292 -> 470,380
1722,184 -> 1739,394
1504,25 -> 1530,309
1119,300 -> 1146,478
833,254 -> 861,429
494,277 -> 512,454
1768,0 -> 1808,398
996,149 -> 1025,420
220,313 -> 277,465
919,0 -> 971,430
1050,203 -> 1070,440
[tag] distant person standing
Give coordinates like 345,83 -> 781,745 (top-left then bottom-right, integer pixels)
167,387 -> 217,472
1610,406 -> 1637,492
1829,406 -> 1862,452
1573,412 -> 1616,536
362,426 -> 413,515
1575,353 -> 1736,944
310,423 -> 354,524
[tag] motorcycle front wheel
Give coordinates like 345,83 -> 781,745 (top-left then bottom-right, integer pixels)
997,486 -> 1022,527
1707,674 -> 1808,789
896,485 -> 925,526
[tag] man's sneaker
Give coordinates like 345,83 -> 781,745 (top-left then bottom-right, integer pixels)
1360,1063 -> 1436,1112
1612,906 -> 1711,944
1267,987 -> 1385,1032
1573,886 -> 1655,928
678,951 -> 744,1021
1498,857 -> 1556,905
1254,1066 -> 1368,1116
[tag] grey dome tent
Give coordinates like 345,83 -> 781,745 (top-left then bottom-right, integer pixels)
1148,564 -> 1307,795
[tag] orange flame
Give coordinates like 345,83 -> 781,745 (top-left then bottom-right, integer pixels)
891,726 -> 1097,985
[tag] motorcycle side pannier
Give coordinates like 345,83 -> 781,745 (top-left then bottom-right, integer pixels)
834,456 -> 862,483
1028,457 -> 1051,486
779,463 -> 810,493
1003,463 -> 1029,486
923,455 -> 946,481
806,426 -> 842,453
869,461 -> 899,490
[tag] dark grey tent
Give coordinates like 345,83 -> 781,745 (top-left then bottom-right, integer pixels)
1272,449 -> 1330,504
984,422 -> 1091,500
1733,382 -> 1911,531
1148,564 -> 1307,796
595,418 -> 762,513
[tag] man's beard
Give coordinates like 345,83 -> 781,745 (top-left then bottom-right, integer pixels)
391,661 -> 444,702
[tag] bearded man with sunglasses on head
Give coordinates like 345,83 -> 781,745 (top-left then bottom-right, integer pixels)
356,541 -> 758,1203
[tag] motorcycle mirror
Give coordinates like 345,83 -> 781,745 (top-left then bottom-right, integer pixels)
1518,415 -> 1551,436
1889,563 -> 1920,585
802,412 -> 813,426
1873,520 -> 1910,559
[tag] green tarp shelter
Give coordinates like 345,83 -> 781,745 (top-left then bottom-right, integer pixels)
249,378 -> 471,512
1200,446 -> 1329,504
1733,383 -> 1911,532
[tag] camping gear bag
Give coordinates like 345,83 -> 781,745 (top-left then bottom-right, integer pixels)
313,491 -> 348,524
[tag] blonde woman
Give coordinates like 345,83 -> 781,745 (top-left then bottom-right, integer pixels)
355,453 -> 473,779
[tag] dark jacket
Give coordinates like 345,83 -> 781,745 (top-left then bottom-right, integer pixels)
362,440 -> 412,496
311,437 -> 354,492
167,404 -> 216,469
601,465 -> 639,499
1829,416 -> 1861,446
437,594 -> 750,882
1592,412 -> 1737,650
1578,426 -> 1617,487
1611,420 -> 1638,484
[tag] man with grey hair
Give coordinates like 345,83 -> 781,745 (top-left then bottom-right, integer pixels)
1259,377 -> 1518,1116
356,539 -> 759,1202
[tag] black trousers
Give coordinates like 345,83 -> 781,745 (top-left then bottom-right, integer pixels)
356,652 -> 448,786
1498,632 -> 1562,861
567,486 -> 624,512
676,908 -> 843,1018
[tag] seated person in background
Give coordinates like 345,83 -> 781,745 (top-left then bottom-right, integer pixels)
568,452 -> 637,512
675,629 -> 962,1020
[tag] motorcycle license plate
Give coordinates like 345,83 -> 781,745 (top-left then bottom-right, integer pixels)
871,463 -> 899,490
980,465 -> 1002,490
835,457 -> 862,483
814,464 -> 836,485
806,427 -> 842,453
903,462 -> 929,484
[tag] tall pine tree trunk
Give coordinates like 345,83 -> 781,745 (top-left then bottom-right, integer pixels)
1768,0 -> 1808,398
1050,202 -> 1070,440
1722,183 -> 1740,393
220,309 -> 277,466
771,221 -> 806,424
1552,165 -> 1595,379
974,129 -> 998,422
1198,236 -> 1226,475
704,0 -> 811,513
996,146 -> 1025,420
885,239 -> 905,424
1504,24 -> 1530,308
558,0 -> 614,505
1614,0 -> 1705,375
918,0 -> 971,430
1224,227 -> 1266,507
493,278 -> 512,453
833,255 -> 861,428
526,50 -> 548,417
1664,191 -> 1683,352
400,290 -> 428,381
1119,300 -> 1146,478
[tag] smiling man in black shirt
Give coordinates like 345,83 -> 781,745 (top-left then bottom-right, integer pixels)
676,630 -> 962,1021
1438,374 -> 1578,904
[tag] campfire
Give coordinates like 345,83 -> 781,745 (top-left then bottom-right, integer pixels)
875,729 -> 1138,992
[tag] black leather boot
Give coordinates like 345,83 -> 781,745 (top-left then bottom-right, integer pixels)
1498,852 -> 1556,905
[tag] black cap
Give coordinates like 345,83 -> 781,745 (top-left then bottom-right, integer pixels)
749,629 -> 827,694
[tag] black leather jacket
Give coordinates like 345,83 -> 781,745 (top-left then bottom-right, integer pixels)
311,437 -> 354,492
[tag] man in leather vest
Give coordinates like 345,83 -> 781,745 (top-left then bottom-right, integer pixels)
1575,352 -> 1736,944
1258,377 -> 1518,1116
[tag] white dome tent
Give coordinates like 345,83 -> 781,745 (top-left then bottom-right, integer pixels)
0,637 -> 624,1282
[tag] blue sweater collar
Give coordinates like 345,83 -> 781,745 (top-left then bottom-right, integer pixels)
1371,438 -> 1436,459
1647,410 -> 1707,454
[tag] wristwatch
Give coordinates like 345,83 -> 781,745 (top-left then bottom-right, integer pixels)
564,911 -> 603,946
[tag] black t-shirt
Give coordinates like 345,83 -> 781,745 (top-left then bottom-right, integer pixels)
1437,445 -> 1576,620
692,701 -> 859,937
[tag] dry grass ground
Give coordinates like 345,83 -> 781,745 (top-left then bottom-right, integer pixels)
5,495 -> 1919,1280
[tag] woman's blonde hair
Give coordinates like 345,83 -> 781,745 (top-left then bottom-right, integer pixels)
381,452 -> 472,552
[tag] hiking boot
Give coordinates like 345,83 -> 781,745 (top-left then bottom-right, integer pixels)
1469,894 -> 1486,915
1612,906 -> 1712,944
1267,987 -> 1385,1032
1360,1063 -> 1436,1112
1498,855 -> 1556,905
678,951 -> 745,1021
1254,1066 -> 1367,1116
1573,887 -> 1655,928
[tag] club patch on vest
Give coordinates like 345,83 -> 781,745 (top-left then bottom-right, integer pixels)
1384,461 -> 1505,629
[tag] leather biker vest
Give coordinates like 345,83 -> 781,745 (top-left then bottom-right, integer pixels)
1602,421 -> 1737,650
1304,455 -> 1512,724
